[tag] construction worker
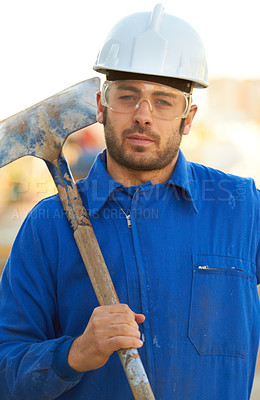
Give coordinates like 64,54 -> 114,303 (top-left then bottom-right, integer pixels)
0,4 -> 259,400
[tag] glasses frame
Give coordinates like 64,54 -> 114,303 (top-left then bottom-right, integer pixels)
101,80 -> 192,120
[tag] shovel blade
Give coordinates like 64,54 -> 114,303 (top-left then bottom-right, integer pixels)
0,77 -> 100,167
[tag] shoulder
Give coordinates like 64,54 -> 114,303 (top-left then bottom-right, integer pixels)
26,176 -> 90,232
189,160 -> 257,189
188,161 -> 259,205
28,175 -> 89,219
29,193 -> 65,221
22,194 -> 71,241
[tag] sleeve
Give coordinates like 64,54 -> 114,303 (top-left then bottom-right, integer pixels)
257,241 -> 260,284
0,205 -> 83,400
255,188 -> 260,284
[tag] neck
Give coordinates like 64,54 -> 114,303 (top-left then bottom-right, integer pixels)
106,151 -> 179,187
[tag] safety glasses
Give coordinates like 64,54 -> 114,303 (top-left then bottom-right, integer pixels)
101,80 -> 192,120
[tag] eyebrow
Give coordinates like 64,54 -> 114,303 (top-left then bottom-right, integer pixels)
116,84 -> 142,94
115,85 -> 178,99
152,91 -> 178,99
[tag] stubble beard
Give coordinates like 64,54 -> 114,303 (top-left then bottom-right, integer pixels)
103,112 -> 185,172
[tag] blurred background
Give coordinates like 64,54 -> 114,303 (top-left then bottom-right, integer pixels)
0,0 -> 260,397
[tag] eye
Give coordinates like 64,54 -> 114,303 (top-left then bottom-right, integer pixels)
154,98 -> 173,107
118,95 -> 137,101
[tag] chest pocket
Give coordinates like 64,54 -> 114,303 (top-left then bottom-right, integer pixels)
188,255 -> 256,358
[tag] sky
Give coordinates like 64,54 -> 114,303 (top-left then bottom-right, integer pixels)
0,0 -> 259,121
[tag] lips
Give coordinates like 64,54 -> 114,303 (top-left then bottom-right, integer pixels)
126,134 -> 154,146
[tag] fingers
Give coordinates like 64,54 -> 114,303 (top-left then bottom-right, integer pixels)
105,323 -> 141,340
90,304 -> 145,353
92,311 -> 138,331
94,304 -> 139,318
93,304 -> 145,324
68,304 -> 145,372
135,313 -> 146,324
92,304 -> 145,329
107,335 -> 143,351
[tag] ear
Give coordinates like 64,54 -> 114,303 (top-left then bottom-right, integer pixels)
182,104 -> 198,136
96,91 -> 105,124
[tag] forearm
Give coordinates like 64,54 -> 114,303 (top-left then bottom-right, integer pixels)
0,337 -> 83,400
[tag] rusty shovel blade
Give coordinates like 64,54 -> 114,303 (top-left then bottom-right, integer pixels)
0,77 -> 100,167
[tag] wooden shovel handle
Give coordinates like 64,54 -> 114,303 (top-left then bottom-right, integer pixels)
74,224 -> 119,306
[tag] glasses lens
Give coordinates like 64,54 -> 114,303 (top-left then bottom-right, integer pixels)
104,81 -> 142,113
102,81 -> 189,120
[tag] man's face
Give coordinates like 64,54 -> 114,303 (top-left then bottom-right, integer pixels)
97,80 -> 196,172
104,111 -> 184,171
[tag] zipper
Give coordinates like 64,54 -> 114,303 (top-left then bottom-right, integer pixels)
115,187 -> 141,229
198,265 -> 244,272
126,214 -> 131,228
118,207 -> 132,228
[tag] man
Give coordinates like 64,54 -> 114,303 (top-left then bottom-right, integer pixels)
0,4 -> 259,400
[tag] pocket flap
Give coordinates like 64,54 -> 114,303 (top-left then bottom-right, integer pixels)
192,254 -> 254,274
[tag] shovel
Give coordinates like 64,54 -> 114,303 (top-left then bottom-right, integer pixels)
0,77 -> 155,400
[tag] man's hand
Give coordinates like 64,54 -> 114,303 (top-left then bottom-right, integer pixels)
68,304 -> 145,372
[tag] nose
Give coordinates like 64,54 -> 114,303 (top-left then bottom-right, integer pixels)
133,99 -> 153,126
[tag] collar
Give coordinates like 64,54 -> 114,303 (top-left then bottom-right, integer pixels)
81,150 -> 123,217
82,149 -> 199,216
168,149 -> 199,214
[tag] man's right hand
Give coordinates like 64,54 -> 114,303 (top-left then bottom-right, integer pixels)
67,304 -> 145,372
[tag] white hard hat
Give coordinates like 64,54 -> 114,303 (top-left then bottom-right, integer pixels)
93,4 -> 208,89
